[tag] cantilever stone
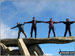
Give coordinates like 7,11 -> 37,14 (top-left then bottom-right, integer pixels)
1,37 -> 75,47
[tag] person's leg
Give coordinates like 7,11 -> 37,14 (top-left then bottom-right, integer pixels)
31,26 -> 33,38
52,28 -> 56,37
34,26 -> 37,38
18,30 -> 21,39
68,28 -> 71,36
64,28 -> 67,37
22,30 -> 27,38
48,28 -> 51,38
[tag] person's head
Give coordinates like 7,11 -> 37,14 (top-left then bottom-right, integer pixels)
66,18 -> 69,21
50,18 -> 53,21
17,22 -> 20,25
33,17 -> 35,20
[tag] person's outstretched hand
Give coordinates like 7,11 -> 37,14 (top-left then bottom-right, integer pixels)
11,28 -> 13,29
24,22 -> 26,24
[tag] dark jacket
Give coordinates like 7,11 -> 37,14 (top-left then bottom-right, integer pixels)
61,21 -> 74,28
11,24 -> 25,31
26,20 -> 43,26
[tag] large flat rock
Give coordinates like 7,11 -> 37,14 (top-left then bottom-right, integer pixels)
1,37 -> 75,47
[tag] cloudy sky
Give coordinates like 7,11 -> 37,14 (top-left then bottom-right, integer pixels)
1,0 -> 75,55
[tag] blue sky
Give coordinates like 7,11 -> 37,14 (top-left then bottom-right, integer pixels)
1,0 -> 75,55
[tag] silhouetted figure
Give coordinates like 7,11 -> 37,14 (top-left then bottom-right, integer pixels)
24,17 -> 43,38
11,22 -> 27,39
43,18 -> 60,38
61,18 -> 75,37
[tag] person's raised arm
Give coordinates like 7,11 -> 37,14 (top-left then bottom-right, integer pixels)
22,22 -> 26,25
24,21 -> 32,24
36,21 -> 46,23
60,21 -> 66,24
70,21 -> 75,24
53,21 -> 61,24
42,21 -> 49,23
11,25 -> 18,29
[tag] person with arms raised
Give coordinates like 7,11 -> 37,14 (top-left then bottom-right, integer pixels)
60,18 -> 75,37
43,18 -> 60,38
11,22 -> 27,39
24,17 -> 43,38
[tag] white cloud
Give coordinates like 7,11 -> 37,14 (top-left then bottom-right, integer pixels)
0,0 -> 5,3
1,23 -> 17,39
12,0 -> 48,15
1,0 -> 75,20
12,0 -> 75,17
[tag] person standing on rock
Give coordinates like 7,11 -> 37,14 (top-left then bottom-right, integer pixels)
60,18 -> 75,37
24,17 -> 43,38
11,22 -> 27,39
43,18 -> 60,38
